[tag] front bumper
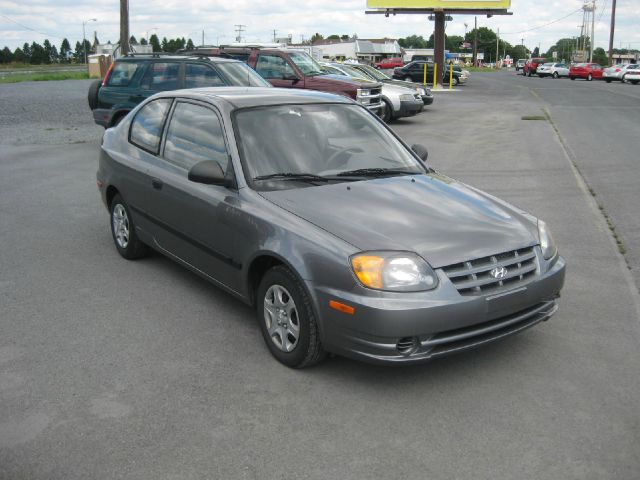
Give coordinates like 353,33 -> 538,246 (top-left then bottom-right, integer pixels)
421,94 -> 434,105
396,99 -> 424,118
311,255 -> 566,365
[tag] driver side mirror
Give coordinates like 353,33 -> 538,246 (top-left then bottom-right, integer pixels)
411,144 -> 429,162
188,160 -> 228,187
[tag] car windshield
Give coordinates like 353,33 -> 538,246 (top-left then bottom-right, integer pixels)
234,103 -> 425,190
216,62 -> 272,87
289,52 -> 325,76
358,65 -> 389,80
337,65 -> 373,81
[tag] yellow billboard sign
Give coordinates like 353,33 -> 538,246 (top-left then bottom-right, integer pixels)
367,0 -> 510,9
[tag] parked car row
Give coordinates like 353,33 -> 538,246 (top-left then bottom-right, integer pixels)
520,58 -> 640,84
391,61 -> 468,86
89,49 -> 394,128
319,61 -> 433,123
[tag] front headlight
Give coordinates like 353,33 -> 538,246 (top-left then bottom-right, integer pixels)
399,94 -> 415,101
350,252 -> 438,292
357,88 -> 371,96
416,87 -> 426,95
538,220 -> 557,260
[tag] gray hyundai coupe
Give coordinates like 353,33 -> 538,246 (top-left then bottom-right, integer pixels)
97,87 -> 565,368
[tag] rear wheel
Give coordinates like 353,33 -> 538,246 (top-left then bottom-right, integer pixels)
570,76 -> 576,81
587,73 -> 593,81
553,72 -> 559,79
605,79 -> 612,83
632,80 -> 639,85
256,266 -> 326,368
109,194 -> 149,260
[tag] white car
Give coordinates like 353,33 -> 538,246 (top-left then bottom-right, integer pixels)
623,65 -> 640,85
537,62 -> 569,78
604,64 -> 639,83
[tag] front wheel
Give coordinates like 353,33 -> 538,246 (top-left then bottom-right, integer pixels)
257,266 -> 326,368
553,72 -> 559,79
381,99 -> 393,123
605,79 -> 612,83
452,76 -> 459,86
587,73 -> 593,81
570,76 -> 576,81
110,194 -> 149,260
632,80 -> 639,85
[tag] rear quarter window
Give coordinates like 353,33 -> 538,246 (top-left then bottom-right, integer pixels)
129,98 -> 172,154
107,62 -> 140,86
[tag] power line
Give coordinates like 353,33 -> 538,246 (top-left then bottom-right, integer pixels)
500,8 -> 584,35
0,13 -> 66,40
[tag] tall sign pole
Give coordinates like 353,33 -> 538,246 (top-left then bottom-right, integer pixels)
589,0 -> 595,62
472,16 -> 478,66
433,11 -> 445,86
120,0 -> 130,55
608,0 -> 616,66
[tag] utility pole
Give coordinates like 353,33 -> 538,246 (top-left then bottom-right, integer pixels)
472,16 -> 478,66
82,18 -> 97,64
496,28 -> 499,67
273,29 -> 277,42
234,24 -> 246,43
120,0 -> 129,56
608,0 -> 617,66
590,0 -> 596,62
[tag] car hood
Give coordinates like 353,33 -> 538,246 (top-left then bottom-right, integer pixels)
315,74 -> 381,88
260,174 -> 539,268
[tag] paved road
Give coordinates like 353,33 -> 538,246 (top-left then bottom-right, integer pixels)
1,75 -> 639,479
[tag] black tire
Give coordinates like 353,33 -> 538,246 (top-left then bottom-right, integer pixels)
587,73 -> 593,81
381,98 -> 393,123
622,74 -> 627,84
553,72 -> 559,79
87,79 -> 101,110
256,266 -> 326,368
110,113 -> 126,128
109,194 -> 149,260
452,76 -> 459,86
570,76 -> 576,81
632,80 -> 639,85
605,79 -> 612,83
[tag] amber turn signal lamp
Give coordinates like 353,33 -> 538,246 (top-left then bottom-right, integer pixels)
329,300 -> 355,315
351,255 -> 385,289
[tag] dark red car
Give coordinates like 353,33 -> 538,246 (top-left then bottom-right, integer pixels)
522,58 -> 548,77
569,63 -> 604,81
375,57 -> 404,69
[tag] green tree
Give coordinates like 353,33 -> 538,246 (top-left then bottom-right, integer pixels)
60,38 -> 71,63
140,37 -> 148,46
0,46 -> 14,63
13,47 -> 26,63
22,42 -> 31,61
186,38 -> 195,50
129,35 -> 137,45
149,34 -> 161,52
29,41 -> 47,64
309,33 -> 324,44
341,34 -> 350,41
326,34 -> 340,41
398,35 -> 428,49
446,35 -> 464,53
593,47 -> 608,66
43,39 -> 53,64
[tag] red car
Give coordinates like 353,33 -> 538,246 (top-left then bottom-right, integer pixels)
522,57 -> 547,77
569,63 -> 604,81
375,57 -> 404,69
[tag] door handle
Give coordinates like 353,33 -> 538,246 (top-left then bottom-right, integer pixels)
151,178 -> 163,190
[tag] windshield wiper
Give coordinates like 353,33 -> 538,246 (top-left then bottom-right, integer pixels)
336,168 -> 416,177
253,172 -> 329,183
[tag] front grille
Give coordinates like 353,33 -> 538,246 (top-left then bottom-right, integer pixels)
442,246 -> 539,296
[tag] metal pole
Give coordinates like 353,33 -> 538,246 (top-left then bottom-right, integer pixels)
496,27 -> 499,68
608,0 -> 617,66
82,21 -> 86,64
434,11 -> 445,87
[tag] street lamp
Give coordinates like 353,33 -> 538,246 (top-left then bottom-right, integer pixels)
82,18 -> 97,64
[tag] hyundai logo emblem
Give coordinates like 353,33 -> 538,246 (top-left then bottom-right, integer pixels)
490,266 -> 508,279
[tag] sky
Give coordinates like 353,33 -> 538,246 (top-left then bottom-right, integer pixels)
1,0 -> 639,53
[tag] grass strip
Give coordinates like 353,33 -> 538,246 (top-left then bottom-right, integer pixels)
0,71 -> 89,84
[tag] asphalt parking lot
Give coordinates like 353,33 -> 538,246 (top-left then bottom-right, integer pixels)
1,71 -> 639,479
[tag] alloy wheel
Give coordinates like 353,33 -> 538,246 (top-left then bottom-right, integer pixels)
112,204 -> 130,249
263,284 -> 300,353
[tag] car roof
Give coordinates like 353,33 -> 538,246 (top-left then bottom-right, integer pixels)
116,55 -> 240,64
153,87 -> 353,108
